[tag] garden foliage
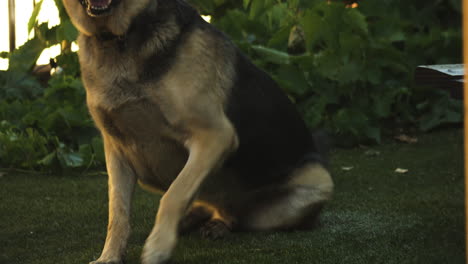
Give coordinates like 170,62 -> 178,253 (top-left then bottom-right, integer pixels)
0,0 -> 462,171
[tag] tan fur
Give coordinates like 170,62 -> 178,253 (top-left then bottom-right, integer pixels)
288,163 -> 334,198
245,163 -> 333,230
62,1 -> 332,263
145,28 -> 236,126
91,138 -> 136,264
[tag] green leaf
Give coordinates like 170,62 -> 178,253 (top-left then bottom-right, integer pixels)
8,38 -> 46,72
91,137 -> 105,163
313,50 -> 341,81
249,0 -> 264,19
79,144 -> 94,168
267,26 -> 290,50
251,45 -> 290,64
333,108 -> 369,137
365,126 -> 381,143
249,0 -> 275,20
28,0 -> 44,33
338,31 -> 365,57
214,0 -> 226,6
243,0 -> 251,9
419,115 -> 441,132
61,20 -> 78,42
372,95 -> 392,119
445,110 -> 462,123
38,151 -> 57,166
336,61 -> 362,83
300,9 -> 323,51
275,64 -> 310,97
57,148 -> 84,168
344,8 -> 368,36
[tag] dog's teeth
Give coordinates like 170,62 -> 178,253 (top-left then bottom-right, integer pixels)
91,5 -> 109,10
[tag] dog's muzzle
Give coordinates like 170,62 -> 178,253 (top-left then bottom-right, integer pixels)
79,0 -> 119,17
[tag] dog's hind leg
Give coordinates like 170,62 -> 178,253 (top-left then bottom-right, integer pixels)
234,163 -> 333,231
179,202 -> 233,239
91,140 -> 136,264
178,202 -> 214,234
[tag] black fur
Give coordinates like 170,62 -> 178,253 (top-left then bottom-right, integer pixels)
225,51 -> 321,187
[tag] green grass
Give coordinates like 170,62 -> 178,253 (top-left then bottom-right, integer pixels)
1,128 -> 465,264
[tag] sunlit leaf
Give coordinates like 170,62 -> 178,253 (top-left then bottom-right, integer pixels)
28,0 -> 44,33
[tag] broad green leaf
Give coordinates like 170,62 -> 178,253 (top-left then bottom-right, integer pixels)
344,8 -> 368,36
313,50 -> 342,81
249,0 -> 275,19
445,110 -> 462,123
249,0 -> 264,19
419,115 -> 441,132
365,127 -> 381,143
276,64 -> 310,96
366,67 -> 382,85
8,38 -> 45,72
214,0 -> 226,6
337,61 -> 362,83
57,148 -> 84,168
243,0 -> 251,9
92,137 -> 105,163
300,9 -> 323,51
28,0 -> 44,33
267,26 -> 290,50
38,151 -> 57,166
338,32 -> 364,57
79,144 -> 94,167
251,45 -> 290,64
62,20 -> 78,42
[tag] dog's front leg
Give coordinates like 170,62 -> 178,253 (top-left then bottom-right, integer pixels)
142,121 -> 238,264
91,140 -> 136,264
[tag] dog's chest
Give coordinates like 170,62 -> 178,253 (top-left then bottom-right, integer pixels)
91,94 -> 188,191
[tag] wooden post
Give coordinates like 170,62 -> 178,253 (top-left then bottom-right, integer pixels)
464,0 -> 468,262
8,0 -> 15,51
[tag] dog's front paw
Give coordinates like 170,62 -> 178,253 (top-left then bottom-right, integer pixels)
141,248 -> 171,264
89,259 -> 123,264
200,219 -> 231,240
141,231 -> 176,264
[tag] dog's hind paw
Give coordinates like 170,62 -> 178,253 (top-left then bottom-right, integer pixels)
200,219 -> 231,240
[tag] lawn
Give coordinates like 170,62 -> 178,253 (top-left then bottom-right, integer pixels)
0,128 -> 465,264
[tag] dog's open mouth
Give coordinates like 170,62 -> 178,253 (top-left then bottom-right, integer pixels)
81,0 -> 116,17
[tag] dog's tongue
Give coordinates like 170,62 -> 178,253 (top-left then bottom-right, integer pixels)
89,0 -> 112,7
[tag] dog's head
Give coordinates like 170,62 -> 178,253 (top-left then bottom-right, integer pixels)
62,0 -> 151,36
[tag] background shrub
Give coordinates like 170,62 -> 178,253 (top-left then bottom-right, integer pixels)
0,0 -> 462,171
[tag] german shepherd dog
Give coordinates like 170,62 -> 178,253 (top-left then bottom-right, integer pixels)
62,0 -> 333,263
